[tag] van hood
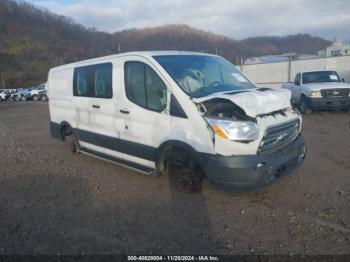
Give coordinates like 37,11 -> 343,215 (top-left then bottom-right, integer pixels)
192,88 -> 292,118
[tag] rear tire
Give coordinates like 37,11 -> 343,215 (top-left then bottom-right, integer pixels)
63,127 -> 77,153
14,96 -> 20,101
33,95 -> 39,101
20,96 -> 26,101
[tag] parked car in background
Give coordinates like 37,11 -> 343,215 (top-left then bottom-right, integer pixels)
38,89 -> 48,101
27,84 -> 47,101
0,89 -> 17,101
286,71 -> 350,113
0,89 -> 5,100
12,87 -> 33,101
9,89 -> 21,100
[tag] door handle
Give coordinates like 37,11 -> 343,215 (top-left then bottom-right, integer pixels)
92,105 -> 100,109
120,109 -> 130,114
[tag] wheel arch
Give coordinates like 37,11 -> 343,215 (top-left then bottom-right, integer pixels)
60,121 -> 73,138
49,121 -> 73,141
156,140 -> 207,175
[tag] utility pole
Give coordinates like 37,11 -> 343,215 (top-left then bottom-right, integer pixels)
288,50 -> 292,82
1,72 -> 5,89
117,44 -> 121,54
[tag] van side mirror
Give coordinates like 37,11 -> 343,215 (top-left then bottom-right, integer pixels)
342,78 -> 345,82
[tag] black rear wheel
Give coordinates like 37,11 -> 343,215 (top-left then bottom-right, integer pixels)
62,127 -> 77,153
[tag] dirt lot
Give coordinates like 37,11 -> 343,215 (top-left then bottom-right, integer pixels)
0,101 -> 349,255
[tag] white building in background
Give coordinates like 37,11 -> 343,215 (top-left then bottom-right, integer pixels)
244,53 -> 319,65
318,38 -> 350,57
244,37 -> 350,65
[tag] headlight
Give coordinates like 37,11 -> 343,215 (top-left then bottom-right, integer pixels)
309,91 -> 322,97
205,118 -> 260,142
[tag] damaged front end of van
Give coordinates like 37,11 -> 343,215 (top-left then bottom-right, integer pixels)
194,88 -> 306,192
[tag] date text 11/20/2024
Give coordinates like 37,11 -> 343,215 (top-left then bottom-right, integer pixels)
127,256 -> 220,261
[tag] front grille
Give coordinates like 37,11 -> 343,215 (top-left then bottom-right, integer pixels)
259,119 -> 300,154
321,88 -> 350,99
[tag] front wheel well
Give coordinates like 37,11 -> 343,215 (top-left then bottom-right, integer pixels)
157,142 -> 205,176
60,122 -> 73,140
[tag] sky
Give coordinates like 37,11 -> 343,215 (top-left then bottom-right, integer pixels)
26,0 -> 350,41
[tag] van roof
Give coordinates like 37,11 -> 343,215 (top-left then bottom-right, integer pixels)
50,51 -> 216,72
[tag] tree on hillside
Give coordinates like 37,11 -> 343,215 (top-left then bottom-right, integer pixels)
0,0 -> 331,88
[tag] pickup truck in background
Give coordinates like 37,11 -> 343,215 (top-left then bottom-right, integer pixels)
284,71 -> 350,113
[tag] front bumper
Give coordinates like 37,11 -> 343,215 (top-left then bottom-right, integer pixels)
201,134 -> 306,192
307,97 -> 350,110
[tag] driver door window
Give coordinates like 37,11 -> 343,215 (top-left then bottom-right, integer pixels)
125,62 -> 167,112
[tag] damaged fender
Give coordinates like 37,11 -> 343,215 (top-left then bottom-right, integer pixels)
193,88 -> 300,156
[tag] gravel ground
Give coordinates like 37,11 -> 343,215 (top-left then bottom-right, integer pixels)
0,101 -> 349,255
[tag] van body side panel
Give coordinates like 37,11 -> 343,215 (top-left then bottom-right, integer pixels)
79,141 -> 156,169
79,147 -> 155,173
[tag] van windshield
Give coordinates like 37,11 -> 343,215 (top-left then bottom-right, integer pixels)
153,55 -> 256,98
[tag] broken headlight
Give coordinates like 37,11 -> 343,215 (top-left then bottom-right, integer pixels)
205,118 -> 260,142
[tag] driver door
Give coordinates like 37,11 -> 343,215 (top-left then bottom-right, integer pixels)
116,56 -> 172,168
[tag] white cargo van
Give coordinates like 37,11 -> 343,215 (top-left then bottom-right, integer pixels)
48,51 -> 306,192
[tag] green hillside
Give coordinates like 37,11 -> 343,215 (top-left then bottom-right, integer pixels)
0,0 -> 331,88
